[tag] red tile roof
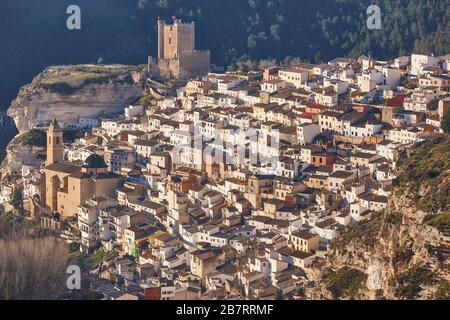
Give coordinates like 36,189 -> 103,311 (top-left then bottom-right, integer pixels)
299,112 -> 315,119
386,94 -> 408,107
306,102 -> 327,110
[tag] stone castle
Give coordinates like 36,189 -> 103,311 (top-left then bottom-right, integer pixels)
148,18 -> 211,80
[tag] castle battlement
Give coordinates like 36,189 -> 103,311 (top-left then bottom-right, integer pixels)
154,50 -> 210,63
153,18 -> 210,80
178,50 -> 211,56
158,18 -> 195,27
175,19 -> 195,27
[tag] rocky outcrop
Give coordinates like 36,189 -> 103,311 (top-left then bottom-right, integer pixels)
0,114 -> 17,162
7,64 -> 146,133
0,129 -> 47,180
315,135 -> 450,300
2,64 -> 147,179
317,198 -> 445,300
1,143 -> 46,178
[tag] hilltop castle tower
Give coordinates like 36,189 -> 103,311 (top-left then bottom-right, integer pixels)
46,119 -> 64,165
148,18 -> 210,80
158,19 -> 195,60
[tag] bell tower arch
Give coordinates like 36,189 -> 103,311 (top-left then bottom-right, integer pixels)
47,119 -> 64,165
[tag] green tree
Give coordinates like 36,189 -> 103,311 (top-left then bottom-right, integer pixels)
314,51 -> 323,64
247,34 -> 257,50
241,63 -> 250,74
441,109 -> 450,134
228,60 -> 239,72
270,24 -> 281,41
9,188 -> 24,214
251,60 -> 260,71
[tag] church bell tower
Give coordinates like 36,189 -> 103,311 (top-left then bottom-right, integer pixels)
46,119 -> 64,165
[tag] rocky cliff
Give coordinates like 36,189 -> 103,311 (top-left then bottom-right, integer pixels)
7,64 -> 146,133
0,130 -> 47,180
314,134 -> 450,300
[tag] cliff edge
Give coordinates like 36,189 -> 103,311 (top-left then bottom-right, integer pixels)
7,64 -> 146,133
314,134 -> 450,300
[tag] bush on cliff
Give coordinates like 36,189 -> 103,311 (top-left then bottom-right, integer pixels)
423,212 -> 450,236
322,267 -> 367,300
394,135 -> 449,215
9,129 -> 46,148
441,109 -> 450,134
393,265 -> 436,299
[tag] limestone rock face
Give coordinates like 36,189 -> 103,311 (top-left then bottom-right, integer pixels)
2,143 -> 45,175
314,192 -> 446,300
367,265 -> 382,291
314,136 -> 450,300
7,64 -> 145,133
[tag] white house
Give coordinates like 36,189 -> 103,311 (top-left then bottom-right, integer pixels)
278,68 -> 309,88
125,105 -> 145,120
411,54 -> 440,76
261,80 -> 287,93
297,123 -> 321,145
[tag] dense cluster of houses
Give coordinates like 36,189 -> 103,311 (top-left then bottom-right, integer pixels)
3,52 -> 449,300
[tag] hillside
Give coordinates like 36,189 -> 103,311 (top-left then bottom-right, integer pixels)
0,115 -> 17,162
7,64 -> 145,133
315,134 -> 450,300
1,0 -> 449,110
